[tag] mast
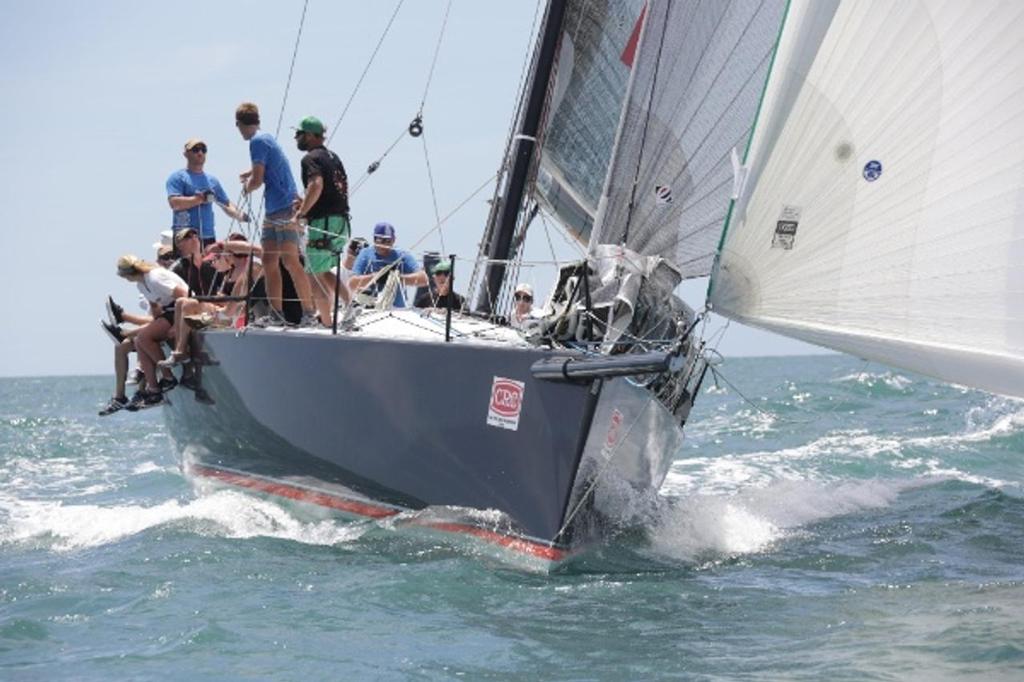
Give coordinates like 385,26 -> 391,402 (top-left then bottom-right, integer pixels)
474,0 -> 568,315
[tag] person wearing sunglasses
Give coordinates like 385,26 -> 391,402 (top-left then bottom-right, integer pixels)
510,283 -> 536,330
166,138 -> 249,248
413,260 -> 465,311
293,115 -> 352,325
348,222 -> 428,308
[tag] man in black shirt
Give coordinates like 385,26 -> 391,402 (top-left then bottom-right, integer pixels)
171,228 -> 223,297
294,116 -> 350,325
414,260 -> 465,310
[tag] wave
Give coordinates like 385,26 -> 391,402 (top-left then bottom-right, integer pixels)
643,479 -> 908,564
0,490 -> 365,552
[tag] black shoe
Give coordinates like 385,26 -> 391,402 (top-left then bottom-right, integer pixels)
194,388 -> 214,405
124,390 -> 147,412
106,296 -> 125,325
142,391 -> 167,408
179,372 -> 201,391
100,320 -> 126,345
98,395 -> 128,416
158,376 -> 178,392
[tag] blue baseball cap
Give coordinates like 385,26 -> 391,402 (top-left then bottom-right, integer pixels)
373,222 -> 396,241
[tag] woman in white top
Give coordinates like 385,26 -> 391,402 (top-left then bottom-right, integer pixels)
114,254 -> 189,408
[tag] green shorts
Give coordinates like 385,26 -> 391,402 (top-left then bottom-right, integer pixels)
305,215 -> 350,274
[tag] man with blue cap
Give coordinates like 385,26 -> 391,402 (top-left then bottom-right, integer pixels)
348,222 -> 427,307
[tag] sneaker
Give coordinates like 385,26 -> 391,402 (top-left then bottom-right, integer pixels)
180,372 -> 201,391
140,391 -> 167,409
251,309 -> 288,328
298,312 -> 321,329
157,352 -> 190,369
158,376 -> 178,392
106,296 -> 125,325
100,320 -> 126,345
98,395 -> 128,416
126,368 -> 144,387
124,390 -> 148,412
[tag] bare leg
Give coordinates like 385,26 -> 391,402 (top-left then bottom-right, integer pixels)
262,238 -> 283,312
174,300 -> 202,353
309,271 -> 337,324
135,318 -> 172,391
113,339 -> 134,399
279,241 -> 314,314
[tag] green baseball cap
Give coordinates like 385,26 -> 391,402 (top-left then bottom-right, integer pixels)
295,116 -> 325,135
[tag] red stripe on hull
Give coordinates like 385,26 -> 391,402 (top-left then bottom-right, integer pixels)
189,465 -> 568,564
192,465 -> 399,519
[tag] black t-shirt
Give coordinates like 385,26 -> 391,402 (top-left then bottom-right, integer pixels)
172,258 -> 224,297
300,147 -> 349,219
414,289 -> 466,310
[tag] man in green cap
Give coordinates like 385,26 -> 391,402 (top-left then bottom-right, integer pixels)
293,115 -> 351,325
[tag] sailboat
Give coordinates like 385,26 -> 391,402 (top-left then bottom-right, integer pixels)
165,0 -> 1024,569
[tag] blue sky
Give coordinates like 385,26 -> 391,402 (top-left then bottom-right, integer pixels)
0,0 -> 822,378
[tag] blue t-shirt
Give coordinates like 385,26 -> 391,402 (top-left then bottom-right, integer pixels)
165,170 -> 230,240
249,131 -> 298,215
353,247 -> 421,307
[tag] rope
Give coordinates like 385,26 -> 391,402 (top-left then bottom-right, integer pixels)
418,0 -> 454,114
327,0 -> 406,145
274,0 -> 310,139
420,133 -> 445,254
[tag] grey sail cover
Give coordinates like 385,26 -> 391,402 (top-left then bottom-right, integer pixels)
535,0 -> 646,244
591,0 -> 788,280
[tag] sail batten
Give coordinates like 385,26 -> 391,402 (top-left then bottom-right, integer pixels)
709,0 -> 1024,399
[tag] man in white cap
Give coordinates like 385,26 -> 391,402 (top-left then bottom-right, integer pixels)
166,138 -> 249,247
510,283 -> 536,330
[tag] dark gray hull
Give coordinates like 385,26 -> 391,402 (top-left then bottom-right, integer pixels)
165,328 -> 684,563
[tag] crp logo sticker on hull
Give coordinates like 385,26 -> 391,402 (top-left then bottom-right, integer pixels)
487,377 -> 525,431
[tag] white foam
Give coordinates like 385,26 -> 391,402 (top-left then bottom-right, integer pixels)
0,490 -> 365,552
647,479 -> 906,563
834,371 -> 913,391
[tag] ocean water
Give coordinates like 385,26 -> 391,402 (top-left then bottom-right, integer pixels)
1,355 -> 1023,680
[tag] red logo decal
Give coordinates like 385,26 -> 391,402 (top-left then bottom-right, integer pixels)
490,381 -> 523,417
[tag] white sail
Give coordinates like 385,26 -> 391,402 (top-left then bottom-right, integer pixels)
590,0 -> 788,280
709,0 -> 1024,399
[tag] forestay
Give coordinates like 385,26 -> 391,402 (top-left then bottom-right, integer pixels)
590,0 -> 788,280
709,0 -> 1024,399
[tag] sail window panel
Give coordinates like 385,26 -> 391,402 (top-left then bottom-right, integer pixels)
710,0 -> 1024,398
536,0 -> 646,244
593,0 -> 788,280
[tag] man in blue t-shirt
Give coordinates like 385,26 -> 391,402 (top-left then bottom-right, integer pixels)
349,222 -> 428,307
234,101 -> 317,327
166,138 -> 250,247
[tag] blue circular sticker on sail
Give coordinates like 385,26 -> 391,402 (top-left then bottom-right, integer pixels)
863,160 -> 883,182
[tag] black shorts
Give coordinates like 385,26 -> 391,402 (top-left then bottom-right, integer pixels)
160,305 -> 176,325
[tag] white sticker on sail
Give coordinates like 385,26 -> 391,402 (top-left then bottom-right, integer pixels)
771,204 -> 802,250
487,377 -> 525,431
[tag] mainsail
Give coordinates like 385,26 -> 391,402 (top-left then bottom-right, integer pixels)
709,0 -> 1024,399
590,0 -> 789,280
535,0 -> 645,244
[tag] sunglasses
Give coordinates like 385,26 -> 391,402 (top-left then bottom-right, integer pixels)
514,294 -> 533,302
433,271 -> 449,277
158,254 -> 175,262
373,237 -> 394,245
190,146 -> 207,153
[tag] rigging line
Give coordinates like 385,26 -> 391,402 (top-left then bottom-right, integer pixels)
405,170 -> 498,252
709,366 -> 812,426
418,0 -> 454,114
350,126 -> 409,195
420,133 -> 446,254
327,0 -> 406,146
556,394 -> 657,540
274,0 -> 310,139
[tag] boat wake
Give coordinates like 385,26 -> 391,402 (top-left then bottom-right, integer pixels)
0,489 -> 366,553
